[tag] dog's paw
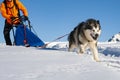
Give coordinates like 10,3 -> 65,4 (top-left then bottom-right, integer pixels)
94,58 -> 100,62
79,49 -> 85,53
76,50 -> 84,54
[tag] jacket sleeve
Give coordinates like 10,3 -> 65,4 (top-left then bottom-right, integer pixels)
17,1 -> 28,16
0,3 -> 11,19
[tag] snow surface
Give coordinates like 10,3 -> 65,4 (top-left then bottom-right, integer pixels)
0,42 -> 120,80
108,32 -> 120,42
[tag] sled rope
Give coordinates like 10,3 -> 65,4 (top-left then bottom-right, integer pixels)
40,33 -> 69,48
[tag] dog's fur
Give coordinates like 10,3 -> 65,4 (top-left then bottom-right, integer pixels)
68,18 -> 101,61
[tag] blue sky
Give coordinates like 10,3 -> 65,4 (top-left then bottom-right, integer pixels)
0,0 -> 120,42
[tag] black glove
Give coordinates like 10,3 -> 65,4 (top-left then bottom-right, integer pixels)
11,17 -> 16,21
24,16 -> 28,20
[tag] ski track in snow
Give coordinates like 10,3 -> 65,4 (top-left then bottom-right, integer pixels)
100,58 -> 120,72
46,42 -> 120,72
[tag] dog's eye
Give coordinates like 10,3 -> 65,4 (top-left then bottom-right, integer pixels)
97,30 -> 100,32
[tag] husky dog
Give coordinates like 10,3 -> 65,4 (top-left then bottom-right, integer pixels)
68,18 -> 101,62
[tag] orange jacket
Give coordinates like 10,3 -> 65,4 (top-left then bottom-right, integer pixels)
0,0 -> 28,24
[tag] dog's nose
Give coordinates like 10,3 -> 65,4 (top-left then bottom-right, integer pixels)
92,34 -> 99,40
95,34 -> 98,38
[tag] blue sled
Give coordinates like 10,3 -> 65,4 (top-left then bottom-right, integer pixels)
15,25 -> 45,47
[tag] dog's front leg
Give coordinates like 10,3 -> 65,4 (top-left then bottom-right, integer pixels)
78,43 -> 87,54
78,44 -> 84,54
89,42 -> 100,62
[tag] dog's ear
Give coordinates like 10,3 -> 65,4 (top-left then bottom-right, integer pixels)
97,20 -> 101,29
85,21 -> 90,27
97,20 -> 100,24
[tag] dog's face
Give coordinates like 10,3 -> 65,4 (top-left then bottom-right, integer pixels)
84,19 -> 101,41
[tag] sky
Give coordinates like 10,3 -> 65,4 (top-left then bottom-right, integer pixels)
0,0 -> 120,42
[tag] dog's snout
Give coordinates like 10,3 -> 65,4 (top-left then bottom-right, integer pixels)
93,34 -> 99,40
95,34 -> 98,37
91,34 -> 99,40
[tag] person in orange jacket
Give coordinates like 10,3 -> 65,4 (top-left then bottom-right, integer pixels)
0,0 -> 28,45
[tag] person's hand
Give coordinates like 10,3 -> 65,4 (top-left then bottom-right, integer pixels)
10,17 -> 20,24
24,16 -> 28,20
11,17 -> 16,21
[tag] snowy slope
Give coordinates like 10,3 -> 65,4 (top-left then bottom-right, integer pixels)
0,42 -> 120,80
108,32 -> 120,42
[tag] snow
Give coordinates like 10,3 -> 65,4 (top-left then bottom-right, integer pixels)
0,42 -> 120,80
108,32 -> 120,42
